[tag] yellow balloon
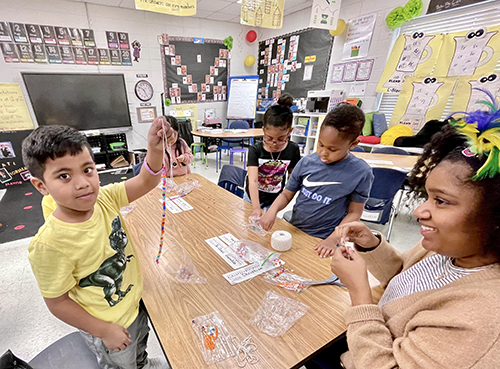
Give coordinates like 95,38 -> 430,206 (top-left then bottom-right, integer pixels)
329,19 -> 346,36
245,55 -> 255,67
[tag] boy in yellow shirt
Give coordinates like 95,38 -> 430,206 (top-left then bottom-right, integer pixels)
22,116 -> 173,369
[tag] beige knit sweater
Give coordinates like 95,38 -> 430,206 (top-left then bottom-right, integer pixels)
341,237 -> 500,369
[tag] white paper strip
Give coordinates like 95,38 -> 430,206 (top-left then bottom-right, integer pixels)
173,197 -> 193,211
205,237 -> 247,269
164,200 -> 182,214
218,233 -> 238,245
223,261 -> 283,285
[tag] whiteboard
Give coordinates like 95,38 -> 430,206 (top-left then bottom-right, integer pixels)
226,76 -> 259,119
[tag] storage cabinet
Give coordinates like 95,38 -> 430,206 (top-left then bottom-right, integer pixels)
290,113 -> 326,156
86,133 -> 130,170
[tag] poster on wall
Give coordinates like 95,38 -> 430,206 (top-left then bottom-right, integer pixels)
240,0 -> 285,29
1,43 -> 19,62
82,29 -> 96,47
110,49 -> 122,65
86,47 -> 99,65
32,44 -> 47,63
45,44 -> 62,63
0,83 -> 35,132
433,26 -> 500,78
69,28 -> 83,46
376,32 -> 444,94
343,61 -> 358,82
451,74 -> 500,113
330,63 -> 345,83
342,13 -> 377,60
17,44 -> 34,62
134,0 -> 196,16
26,24 -> 42,43
356,59 -> 374,81
41,25 -> 57,44
118,32 -> 130,49
309,0 -> 342,30
60,46 -> 75,64
10,23 -> 28,43
121,49 -> 132,65
0,22 -> 12,42
98,48 -> 110,65
389,76 -> 457,133
74,47 -> 87,64
55,26 -> 70,45
106,31 -> 119,49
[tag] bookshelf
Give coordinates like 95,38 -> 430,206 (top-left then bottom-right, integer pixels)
290,113 -> 326,156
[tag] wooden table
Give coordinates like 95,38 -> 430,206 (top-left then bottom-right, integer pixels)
124,173 -> 373,369
191,128 -> 264,139
352,151 -> 419,171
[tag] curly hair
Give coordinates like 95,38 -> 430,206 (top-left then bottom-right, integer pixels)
320,103 -> 365,142
408,124 -> 500,260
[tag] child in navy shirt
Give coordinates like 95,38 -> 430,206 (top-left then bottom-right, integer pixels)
261,104 -> 374,257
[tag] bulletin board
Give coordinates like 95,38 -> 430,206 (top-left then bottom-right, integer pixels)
257,28 -> 334,99
161,36 -> 230,104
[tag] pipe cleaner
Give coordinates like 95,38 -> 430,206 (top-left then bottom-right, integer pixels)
450,88 -> 500,181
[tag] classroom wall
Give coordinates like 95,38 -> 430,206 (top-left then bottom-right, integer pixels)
0,0 -> 259,149
260,0 -> 432,113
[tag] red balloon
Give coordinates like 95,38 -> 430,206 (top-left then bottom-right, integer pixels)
246,30 -> 257,43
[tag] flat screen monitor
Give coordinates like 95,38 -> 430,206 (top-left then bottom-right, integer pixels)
22,73 -> 132,131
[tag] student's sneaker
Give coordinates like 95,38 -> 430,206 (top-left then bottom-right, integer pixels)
144,356 -> 171,369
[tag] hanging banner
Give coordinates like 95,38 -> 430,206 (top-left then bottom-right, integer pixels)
0,83 -> 35,132
389,76 -> 457,133
451,74 -> 500,113
376,32 -> 444,94
241,0 -> 285,29
342,13 -> 377,60
433,26 -> 500,78
309,0 -> 342,30
134,0 -> 196,16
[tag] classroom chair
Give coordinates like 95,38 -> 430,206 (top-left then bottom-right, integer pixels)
215,145 -> 233,173
350,146 -> 365,152
229,147 -> 248,170
222,120 -> 250,147
217,164 -> 247,198
371,146 -> 410,155
28,332 -> 100,369
361,167 -> 408,241
190,142 -> 208,168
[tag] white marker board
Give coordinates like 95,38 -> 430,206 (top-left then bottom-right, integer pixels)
226,76 -> 259,119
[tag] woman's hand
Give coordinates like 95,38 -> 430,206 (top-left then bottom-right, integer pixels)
330,247 -> 373,305
336,221 -> 380,250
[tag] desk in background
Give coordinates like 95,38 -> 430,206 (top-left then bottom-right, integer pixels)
191,128 -> 264,139
352,151 -> 419,172
124,174 -> 381,369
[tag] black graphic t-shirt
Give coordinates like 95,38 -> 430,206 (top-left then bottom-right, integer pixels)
245,140 -> 301,208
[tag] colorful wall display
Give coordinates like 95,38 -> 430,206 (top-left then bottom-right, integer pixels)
389,76 -> 457,132
376,32 -> 444,94
342,13 -> 377,60
309,0 -> 342,30
451,74 -> 500,113
433,26 -> 500,78
240,0 -> 285,29
0,22 -> 131,67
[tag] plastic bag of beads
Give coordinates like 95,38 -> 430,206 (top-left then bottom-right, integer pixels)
227,239 -> 281,267
249,290 -> 310,337
243,215 -> 267,236
191,311 -> 237,365
119,202 -> 136,217
176,178 -> 200,195
261,271 -> 312,293
158,245 -> 206,284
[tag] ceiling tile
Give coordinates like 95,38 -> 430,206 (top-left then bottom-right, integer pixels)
217,2 -> 242,15
197,0 -> 234,12
206,12 -> 238,21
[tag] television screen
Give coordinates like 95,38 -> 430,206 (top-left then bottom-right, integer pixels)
22,73 -> 132,131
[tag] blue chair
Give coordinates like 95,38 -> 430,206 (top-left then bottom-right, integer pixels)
350,146 -> 365,152
217,165 -> 247,198
361,168 -> 408,241
371,146 -> 410,155
223,120 -> 250,147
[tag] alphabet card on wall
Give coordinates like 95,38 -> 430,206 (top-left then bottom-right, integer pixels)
389,76 -> 457,133
376,32 -> 444,94
451,74 -> 500,113
433,26 -> 500,77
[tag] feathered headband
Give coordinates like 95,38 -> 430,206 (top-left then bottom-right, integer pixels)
449,88 -> 500,181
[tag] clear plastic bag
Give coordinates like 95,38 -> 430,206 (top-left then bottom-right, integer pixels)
249,290 -> 310,337
191,311 -> 237,365
176,178 -> 200,195
119,202 -> 136,217
158,245 -> 206,284
261,271 -> 312,293
227,239 -> 281,267
243,216 -> 267,236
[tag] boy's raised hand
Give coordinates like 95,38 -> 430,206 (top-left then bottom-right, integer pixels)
148,116 -> 174,151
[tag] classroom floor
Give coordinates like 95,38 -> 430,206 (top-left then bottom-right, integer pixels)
0,150 -> 422,365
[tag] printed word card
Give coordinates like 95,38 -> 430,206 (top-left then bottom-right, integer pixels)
205,237 -> 247,270
223,261 -> 285,285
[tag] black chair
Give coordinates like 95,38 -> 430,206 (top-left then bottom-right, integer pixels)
361,168 -> 408,241
350,146 -> 365,152
371,146 -> 410,155
28,332 -> 100,369
217,165 -> 247,198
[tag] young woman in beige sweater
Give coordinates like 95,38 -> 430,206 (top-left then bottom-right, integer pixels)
315,104 -> 500,368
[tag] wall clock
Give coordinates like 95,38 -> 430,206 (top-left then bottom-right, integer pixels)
134,79 -> 154,102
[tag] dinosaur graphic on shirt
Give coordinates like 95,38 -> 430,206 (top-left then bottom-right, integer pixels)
79,216 -> 134,307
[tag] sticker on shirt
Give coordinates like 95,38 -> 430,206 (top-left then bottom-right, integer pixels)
257,158 -> 291,193
78,216 -> 133,307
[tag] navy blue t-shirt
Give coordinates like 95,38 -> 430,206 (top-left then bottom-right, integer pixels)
286,153 -> 374,239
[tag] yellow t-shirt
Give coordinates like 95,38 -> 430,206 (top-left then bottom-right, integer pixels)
29,182 -> 143,328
